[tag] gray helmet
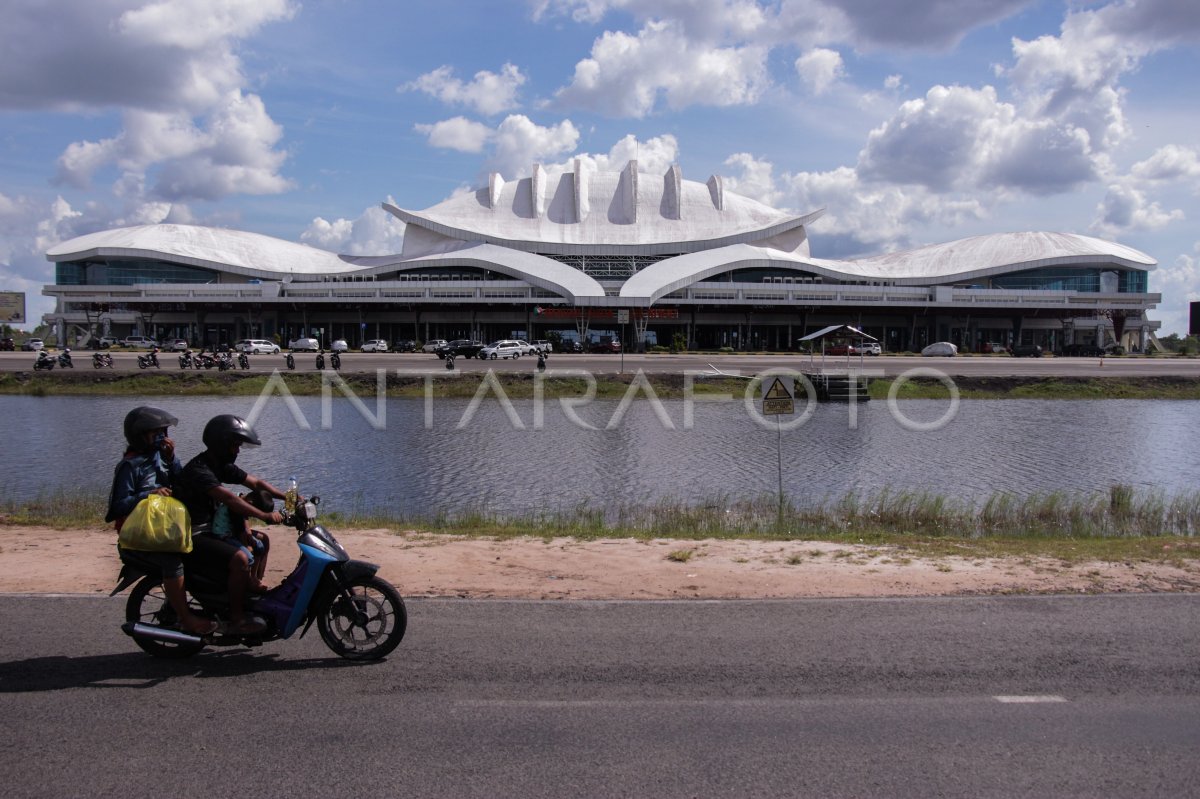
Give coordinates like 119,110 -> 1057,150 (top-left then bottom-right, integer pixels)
123,406 -> 178,447
202,414 -> 261,454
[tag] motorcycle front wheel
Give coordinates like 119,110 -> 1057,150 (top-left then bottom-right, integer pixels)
316,576 -> 407,661
125,576 -> 206,659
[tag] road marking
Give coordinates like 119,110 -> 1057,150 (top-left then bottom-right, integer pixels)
993,695 -> 1068,703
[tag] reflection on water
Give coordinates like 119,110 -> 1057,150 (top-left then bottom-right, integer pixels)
2,395 -> 1197,519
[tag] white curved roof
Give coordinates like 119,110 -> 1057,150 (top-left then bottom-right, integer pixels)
622,231 -> 1156,303
45,223 -> 360,278
386,161 -> 814,255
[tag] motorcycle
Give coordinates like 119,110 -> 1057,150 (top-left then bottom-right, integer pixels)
237,351 -> 250,370
216,351 -> 235,371
114,494 -> 407,661
195,351 -> 216,370
316,351 -> 326,370
33,351 -> 55,370
58,349 -> 74,368
329,352 -> 341,371
178,350 -> 193,369
137,349 -> 160,369
92,352 -> 114,369
285,352 -> 295,370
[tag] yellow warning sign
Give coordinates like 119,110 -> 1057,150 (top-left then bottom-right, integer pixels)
762,376 -> 795,415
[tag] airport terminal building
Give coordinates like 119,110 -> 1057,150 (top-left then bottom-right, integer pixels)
43,160 -> 1161,353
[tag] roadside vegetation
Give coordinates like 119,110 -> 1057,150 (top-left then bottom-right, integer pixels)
2,369 -> 1200,400
6,485 -> 1199,565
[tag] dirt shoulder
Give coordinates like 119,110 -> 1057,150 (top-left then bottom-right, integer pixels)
4,524 -> 1200,598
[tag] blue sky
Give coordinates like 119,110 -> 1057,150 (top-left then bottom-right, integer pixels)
2,0 -> 1198,334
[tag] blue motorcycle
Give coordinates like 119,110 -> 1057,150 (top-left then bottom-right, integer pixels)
114,495 -> 407,661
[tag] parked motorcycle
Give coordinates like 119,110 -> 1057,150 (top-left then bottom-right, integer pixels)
285,352 -> 295,370
92,352 -> 114,369
114,494 -> 406,661
57,348 -> 74,368
137,349 -> 160,369
216,351 -> 235,371
316,351 -> 326,370
33,350 -> 55,370
237,351 -> 250,370
194,351 -> 216,370
329,352 -> 341,371
178,350 -> 193,369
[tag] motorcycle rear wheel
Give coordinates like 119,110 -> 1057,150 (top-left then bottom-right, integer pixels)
125,576 -> 206,659
316,576 -> 407,661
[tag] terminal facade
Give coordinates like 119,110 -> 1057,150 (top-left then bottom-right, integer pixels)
43,160 -> 1161,353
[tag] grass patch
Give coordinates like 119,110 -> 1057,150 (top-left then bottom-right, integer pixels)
5,485 -> 1200,564
666,549 -> 695,563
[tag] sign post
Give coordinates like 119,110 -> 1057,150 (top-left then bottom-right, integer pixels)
761,376 -> 796,525
617,309 -> 629,373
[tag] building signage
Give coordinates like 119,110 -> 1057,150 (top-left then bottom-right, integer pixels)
536,307 -> 680,320
0,292 -> 25,324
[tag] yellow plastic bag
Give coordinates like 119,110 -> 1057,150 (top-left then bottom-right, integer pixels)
118,495 -> 193,554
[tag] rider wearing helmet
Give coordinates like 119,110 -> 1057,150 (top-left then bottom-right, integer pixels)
107,406 -> 217,636
173,414 -> 286,635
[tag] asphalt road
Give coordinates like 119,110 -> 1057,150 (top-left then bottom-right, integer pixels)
2,594 -> 1198,798
5,350 -> 1200,378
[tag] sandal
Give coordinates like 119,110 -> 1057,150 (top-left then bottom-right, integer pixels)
224,616 -> 266,636
182,619 -> 219,636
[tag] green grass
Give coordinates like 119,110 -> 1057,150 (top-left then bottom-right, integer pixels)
6,485 -> 1200,564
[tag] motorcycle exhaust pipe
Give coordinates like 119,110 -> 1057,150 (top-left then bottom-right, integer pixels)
121,621 -> 203,645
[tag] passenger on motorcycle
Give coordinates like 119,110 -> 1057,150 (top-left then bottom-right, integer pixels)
106,406 -> 218,636
172,415 -> 286,636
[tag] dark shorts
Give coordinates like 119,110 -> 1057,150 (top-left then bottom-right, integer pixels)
117,546 -> 184,580
188,534 -> 245,586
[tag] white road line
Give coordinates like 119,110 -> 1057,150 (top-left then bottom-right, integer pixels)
993,695 -> 1068,703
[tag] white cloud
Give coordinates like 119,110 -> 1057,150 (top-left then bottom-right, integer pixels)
1131,145 -> 1200,183
58,92 -> 292,202
117,0 -> 296,50
857,84 -> 1097,195
537,133 -> 681,182
795,48 -> 845,95
554,20 -> 769,117
488,116 -> 581,177
1148,243 -> 1200,337
301,200 -> 407,256
415,117 -> 495,153
1091,182 -> 1184,235
404,63 -> 527,116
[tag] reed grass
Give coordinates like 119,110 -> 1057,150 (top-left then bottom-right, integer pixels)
5,485 -> 1200,558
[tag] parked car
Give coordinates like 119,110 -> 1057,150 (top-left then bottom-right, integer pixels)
21,338 -> 44,351
858,342 -> 882,356
589,339 -> 621,353
238,339 -> 281,354
1010,343 -> 1043,358
921,341 -> 958,357
0,337 -> 14,351
122,335 -> 157,349
393,339 -> 416,352
360,339 -> 389,353
514,339 -> 536,355
422,339 -> 448,353
559,340 -> 583,353
530,339 -> 553,354
164,339 -> 189,352
480,340 -> 524,359
824,343 -> 857,356
1058,343 -> 1104,357
330,339 -> 349,353
97,335 -> 119,348
435,339 -> 483,359
288,337 -> 320,352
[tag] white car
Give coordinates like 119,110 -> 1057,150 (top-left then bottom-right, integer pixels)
531,339 -> 553,354
122,335 -> 157,348
289,337 -> 320,352
480,340 -> 523,359
921,341 -> 958,357
514,339 -> 536,355
858,342 -> 882,356
422,339 -> 448,353
361,339 -> 389,352
238,339 -> 281,354
331,339 -> 349,352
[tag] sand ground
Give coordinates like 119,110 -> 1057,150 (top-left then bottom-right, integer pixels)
3,524 -> 1199,598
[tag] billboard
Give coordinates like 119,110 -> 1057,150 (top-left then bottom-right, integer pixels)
0,292 -> 24,324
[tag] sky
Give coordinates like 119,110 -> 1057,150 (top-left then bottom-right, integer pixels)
1,0 -> 1198,334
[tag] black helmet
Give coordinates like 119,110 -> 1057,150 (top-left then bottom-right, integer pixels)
123,406 -> 178,447
202,414 -> 261,455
